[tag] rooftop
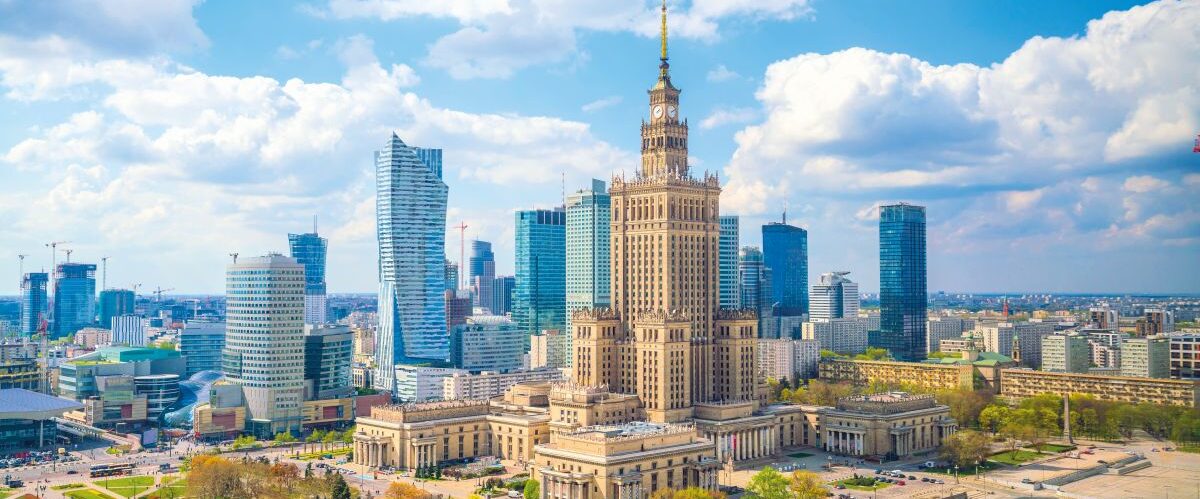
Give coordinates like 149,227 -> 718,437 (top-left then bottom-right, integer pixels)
0,389 -> 83,419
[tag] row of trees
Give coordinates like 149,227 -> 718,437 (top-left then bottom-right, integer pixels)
980,392 -> 1200,445
268,426 -> 356,452
187,454 -> 353,498
744,467 -> 827,499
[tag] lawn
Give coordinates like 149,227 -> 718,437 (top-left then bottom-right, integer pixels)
1026,443 -> 1075,453
146,479 -> 187,499
52,483 -> 88,490
66,490 -> 117,499
1178,445 -> 1200,454
832,477 -> 890,492
989,449 -> 1042,465
924,461 -> 1002,476
0,487 -> 12,499
787,452 -> 814,459
97,476 -> 156,498
295,446 -> 352,460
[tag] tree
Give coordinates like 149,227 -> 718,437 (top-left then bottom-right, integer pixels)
323,431 -> 338,450
306,430 -> 322,453
187,455 -> 248,499
650,488 -> 725,499
273,431 -> 297,446
789,470 -> 827,499
745,467 -> 790,499
940,430 -> 991,468
979,404 -> 1011,435
523,479 -> 540,499
330,473 -> 352,499
936,389 -> 992,429
341,426 -> 356,445
853,347 -> 890,361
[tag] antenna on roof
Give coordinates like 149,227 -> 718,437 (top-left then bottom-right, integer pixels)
313,214 -> 318,235
783,200 -> 788,225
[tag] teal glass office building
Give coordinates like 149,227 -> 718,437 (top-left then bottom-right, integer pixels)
878,203 -> 927,361
52,263 -> 96,338
762,222 -> 808,316
514,208 -> 566,335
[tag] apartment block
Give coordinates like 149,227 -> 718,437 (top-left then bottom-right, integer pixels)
818,359 -> 974,392
999,368 -> 1199,407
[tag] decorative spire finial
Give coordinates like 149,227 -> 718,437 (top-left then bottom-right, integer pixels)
660,0 -> 668,62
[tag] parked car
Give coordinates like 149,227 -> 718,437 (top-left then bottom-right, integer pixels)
67,470 -> 78,475
897,481 -> 905,486
1022,478 -> 1034,484
908,475 -> 916,480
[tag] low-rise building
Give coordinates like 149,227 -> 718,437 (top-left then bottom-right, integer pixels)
0,360 -> 41,391
393,364 -> 468,402
192,382 -> 247,441
999,368 -> 1200,407
1169,333 -> 1200,380
533,422 -> 720,499
442,368 -> 565,400
75,328 -> 112,349
927,317 -> 974,353
0,388 -> 83,451
450,316 -> 526,373
817,392 -> 956,459
819,359 -> 974,391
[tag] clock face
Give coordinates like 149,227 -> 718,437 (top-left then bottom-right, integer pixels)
653,105 -> 664,118
667,105 -> 676,118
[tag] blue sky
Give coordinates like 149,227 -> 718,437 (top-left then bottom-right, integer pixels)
0,0 -> 1197,295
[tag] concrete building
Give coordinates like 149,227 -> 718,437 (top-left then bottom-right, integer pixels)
927,316 -> 973,354
441,368 -> 565,400
718,215 -> 740,310
1169,333 -> 1200,380
0,360 -> 41,391
818,392 -> 956,459
977,321 -> 1055,368
1120,335 -> 1169,378
445,289 -> 472,334
877,203 -> 927,361
303,324 -> 354,401
223,254 -> 305,437
1041,333 -> 1090,373
374,134 -> 449,393
529,329 -> 569,370
491,276 -> 515,317
819,359 -> 974,392
999,368 -> 1200,407
811,272 -> 858,321
757,339 -> 821,381
802,318 -> 868,355
111,315 -> 145,347
450,316 -> 526,373
1088,306 -> 1119,332
514,208 -> 567,336
1136,309 -> 1174,336
566,179 -> 611,351
534,422 -> 720,499
75,328 -> 112,349
393,364 -> 467,402
180,321 -> 225,377
289,230 -> 329,325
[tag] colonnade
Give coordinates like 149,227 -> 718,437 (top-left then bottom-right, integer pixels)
708,425 -> 778,463
823,429 -> 864,455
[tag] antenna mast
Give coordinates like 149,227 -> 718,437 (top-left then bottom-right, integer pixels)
101,256 -> 110,290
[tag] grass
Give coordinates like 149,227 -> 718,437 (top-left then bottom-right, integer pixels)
1027,443 -> 1075,453
787,452 -> 814,459
66,490 -> 117,499
52,483 -> 88,490
989,449 -> 1042,465
146,479 -> 187,499
924,461 -> 1002,476
832,477 -> 891,492
0,487 -> 12,499
295,446 -> 352,460
97,476 -> 155,498
1177,445 -> 1200,454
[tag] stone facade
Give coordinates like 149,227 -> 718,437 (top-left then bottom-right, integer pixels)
817,393 -> 956,458
818,359 -> 975,391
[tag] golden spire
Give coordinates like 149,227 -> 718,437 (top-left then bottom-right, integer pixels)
660,0 -> 668,62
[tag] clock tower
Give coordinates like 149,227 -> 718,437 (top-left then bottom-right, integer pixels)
641,0 -> 688,179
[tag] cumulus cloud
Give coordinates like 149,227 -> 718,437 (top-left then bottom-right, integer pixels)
318,0 -> 812,79
700,106 -> 756,129
721,0 -> 1199,254
706,64 -> 742,82
581,95 -> 622,112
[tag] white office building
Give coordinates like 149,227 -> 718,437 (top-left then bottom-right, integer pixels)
718,215 -> 740,310
757,338 -> 822,381
810,272 -> 858,321
1121,335 -> 1170,378
978,321 -> 1055,367
926,316 -> 973,353
111,315 -> 145,347
223,254 -> 306,437
565,178 -> 610,363
802,318 -> 868,355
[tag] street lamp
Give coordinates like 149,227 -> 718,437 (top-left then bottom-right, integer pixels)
954,465 -> 959,484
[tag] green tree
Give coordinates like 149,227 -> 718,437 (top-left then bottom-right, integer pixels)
979,404 -> 1011,435
940,430 -> 991,468
745,467 -> 790,499
273,431 -> 297,446
330,472 -> 352,499
523,479 -> 540,499
853,347 -> 890,361
789,470 -> 827,499
306,430 -> 322,453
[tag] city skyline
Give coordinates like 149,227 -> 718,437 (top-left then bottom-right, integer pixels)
0,0 -> 1197,295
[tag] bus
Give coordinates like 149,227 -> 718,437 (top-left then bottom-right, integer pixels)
90,463 -> 135,478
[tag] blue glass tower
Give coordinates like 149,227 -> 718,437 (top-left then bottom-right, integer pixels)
288,231 -> 329,324
52,263 -> 97,338
514,208 -> 566,334
468,240 -> 495,312
20,272 -> 49,336
98,289 -> 136,329
878,203 -> 927,361
761,222 -> 808,316
374,134 -> 449,393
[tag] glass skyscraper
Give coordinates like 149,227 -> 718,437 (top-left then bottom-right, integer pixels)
565,179 -> 610,342
878,203 -> 927,361
718,215 -> 740,309
468,240 -> 496,312
288,231 -> 329,324
374,133 -> 449,393
20,272 -> 48,336
514,208 -> 566,335
98,289 -> 135,329
491,276 -> 515,316
762,222 -> 808,316
52,263 -> 96,338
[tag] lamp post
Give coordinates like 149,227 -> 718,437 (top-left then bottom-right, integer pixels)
954,465 -> 959,484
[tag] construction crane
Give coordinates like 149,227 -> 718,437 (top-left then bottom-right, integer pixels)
100,256 -> 110,290
45,241 -> 69,298
17,254 -> 27,289
153,286 -> 174,303
63,248 -> 74,263
229,252 -> 239,264
453,221 -> 469,290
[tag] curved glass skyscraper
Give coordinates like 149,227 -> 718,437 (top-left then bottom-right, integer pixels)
374,134 -> 449,394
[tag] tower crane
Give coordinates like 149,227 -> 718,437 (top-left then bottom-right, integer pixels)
17,254 -> 28,289
45,241 -> 69,299
63,248 -> 74,263
153,286 -> 174,303
101,256 -> 110,290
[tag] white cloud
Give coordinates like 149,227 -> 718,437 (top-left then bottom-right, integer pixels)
581,95 -> 622,112
318,0 -> 812,79
706,64 -> 742,82
700,106 -> 756,129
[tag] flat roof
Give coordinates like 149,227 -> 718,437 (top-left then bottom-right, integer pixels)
0,388 -> 84,420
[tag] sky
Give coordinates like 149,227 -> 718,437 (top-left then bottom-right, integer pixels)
0,0 -> 1197,295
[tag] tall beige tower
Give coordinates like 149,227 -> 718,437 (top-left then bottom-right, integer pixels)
572,1 -> 759,423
